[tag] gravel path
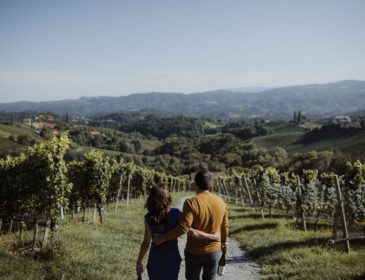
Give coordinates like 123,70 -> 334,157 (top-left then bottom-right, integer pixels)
176,196 -> 261,280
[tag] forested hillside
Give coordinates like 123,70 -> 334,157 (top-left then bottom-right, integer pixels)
2,111 -> 365,176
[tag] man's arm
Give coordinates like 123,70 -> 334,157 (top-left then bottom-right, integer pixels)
163,199 -> 194,241
188,228 -> 220,241
221,205 -> 229,252
153,200 -> 194,245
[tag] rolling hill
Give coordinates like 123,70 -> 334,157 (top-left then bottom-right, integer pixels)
0,80 -> 365,119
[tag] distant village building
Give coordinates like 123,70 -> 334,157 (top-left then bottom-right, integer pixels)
333,115 -> 352,128
22,118 -> 32,125
90,130 -> 101,136
32,123 -> 58,130
39,114 -> 54,122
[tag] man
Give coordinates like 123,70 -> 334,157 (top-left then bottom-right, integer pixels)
153,170 -> 229,280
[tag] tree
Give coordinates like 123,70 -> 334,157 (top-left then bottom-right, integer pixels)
132,139 -> 142,153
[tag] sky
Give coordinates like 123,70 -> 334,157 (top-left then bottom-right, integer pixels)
0,0 -> 365,102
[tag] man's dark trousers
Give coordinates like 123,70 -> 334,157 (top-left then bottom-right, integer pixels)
185,250 -> 221,280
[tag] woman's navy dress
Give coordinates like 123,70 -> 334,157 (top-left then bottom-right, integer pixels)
145,208 -> 181,280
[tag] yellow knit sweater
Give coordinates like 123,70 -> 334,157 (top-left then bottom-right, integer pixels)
163,191 -> 228,255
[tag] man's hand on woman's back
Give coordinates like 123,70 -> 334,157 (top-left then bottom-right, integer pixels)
152,233 -> 166,245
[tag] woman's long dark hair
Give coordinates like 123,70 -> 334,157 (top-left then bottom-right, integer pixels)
145,183 -> 172,226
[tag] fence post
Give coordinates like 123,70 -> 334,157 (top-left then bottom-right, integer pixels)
335,175 -> 351,254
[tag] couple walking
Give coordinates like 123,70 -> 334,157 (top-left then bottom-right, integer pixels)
136,170 -> 229,280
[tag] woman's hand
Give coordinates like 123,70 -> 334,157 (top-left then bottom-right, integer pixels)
136,220 -> 151,275
136,261 -> 143,275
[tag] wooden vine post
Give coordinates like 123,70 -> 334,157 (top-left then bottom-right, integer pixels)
243,176 -> 255,212
217,180 -> 222,197
238,182 -> 245,207
335,175 -> 351,254
126,174 -> 132,206
114,171 -> 124,213
32,217 -> 39,250
296,176 -> 307,232
254,178 -> 265,219
42,220 -> 51,248
223,180 -> 230,201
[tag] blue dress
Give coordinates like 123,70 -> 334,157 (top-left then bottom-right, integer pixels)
145,208 -> 181,280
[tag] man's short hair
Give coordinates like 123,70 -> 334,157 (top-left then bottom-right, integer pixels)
194,171 -> 212,190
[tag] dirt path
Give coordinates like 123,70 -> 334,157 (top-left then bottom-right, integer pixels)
176,196 -> 261,280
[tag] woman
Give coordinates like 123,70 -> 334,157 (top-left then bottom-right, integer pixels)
136,184 -> 219,280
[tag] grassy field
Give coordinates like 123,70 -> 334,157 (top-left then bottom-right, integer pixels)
0,123 -> 40,154
0,192 -> 191,280
252,126 -> 365,160
0,123 -> 39,139
0,123 -> 159,161
228,201 -> 365,280
251,132 -> 304,152
0,137 -> 28,153
265,121 -> 307,133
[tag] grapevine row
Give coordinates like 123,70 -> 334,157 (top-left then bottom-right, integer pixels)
0,133 -> 190,248
215,164 -> 365,235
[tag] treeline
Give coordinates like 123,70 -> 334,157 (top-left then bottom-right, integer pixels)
0,134 -> 190,249
68,128 -> 360,176
92,113 -> 208,139
68,126 -> 147,154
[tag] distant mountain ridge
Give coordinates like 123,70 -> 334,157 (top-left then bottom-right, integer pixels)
0,80 -> 365,119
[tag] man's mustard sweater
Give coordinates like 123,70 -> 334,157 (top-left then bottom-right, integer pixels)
163,191 -> 229,255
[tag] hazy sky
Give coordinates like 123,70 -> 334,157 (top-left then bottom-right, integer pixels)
1,0 -> 365,102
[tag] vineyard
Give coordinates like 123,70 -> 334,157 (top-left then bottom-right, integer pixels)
213,165 -> 365,250
0,133 -> 365,279
0,133 -> 190,248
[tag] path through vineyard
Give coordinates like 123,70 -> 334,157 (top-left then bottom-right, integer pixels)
175,196 -> 261,280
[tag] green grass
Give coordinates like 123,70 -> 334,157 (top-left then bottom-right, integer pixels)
292,129 -> 365,157
227,202 -> 365,280
74,144 -> 156,161
0,192 -> 192,280
0,137 -> 29,155
266,121 -> 307,133
1,194 -> 364,280
252,128 -> 365,160
0,123 -> 39,139
0,123 -> 41,155
251,132 -> 304,152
